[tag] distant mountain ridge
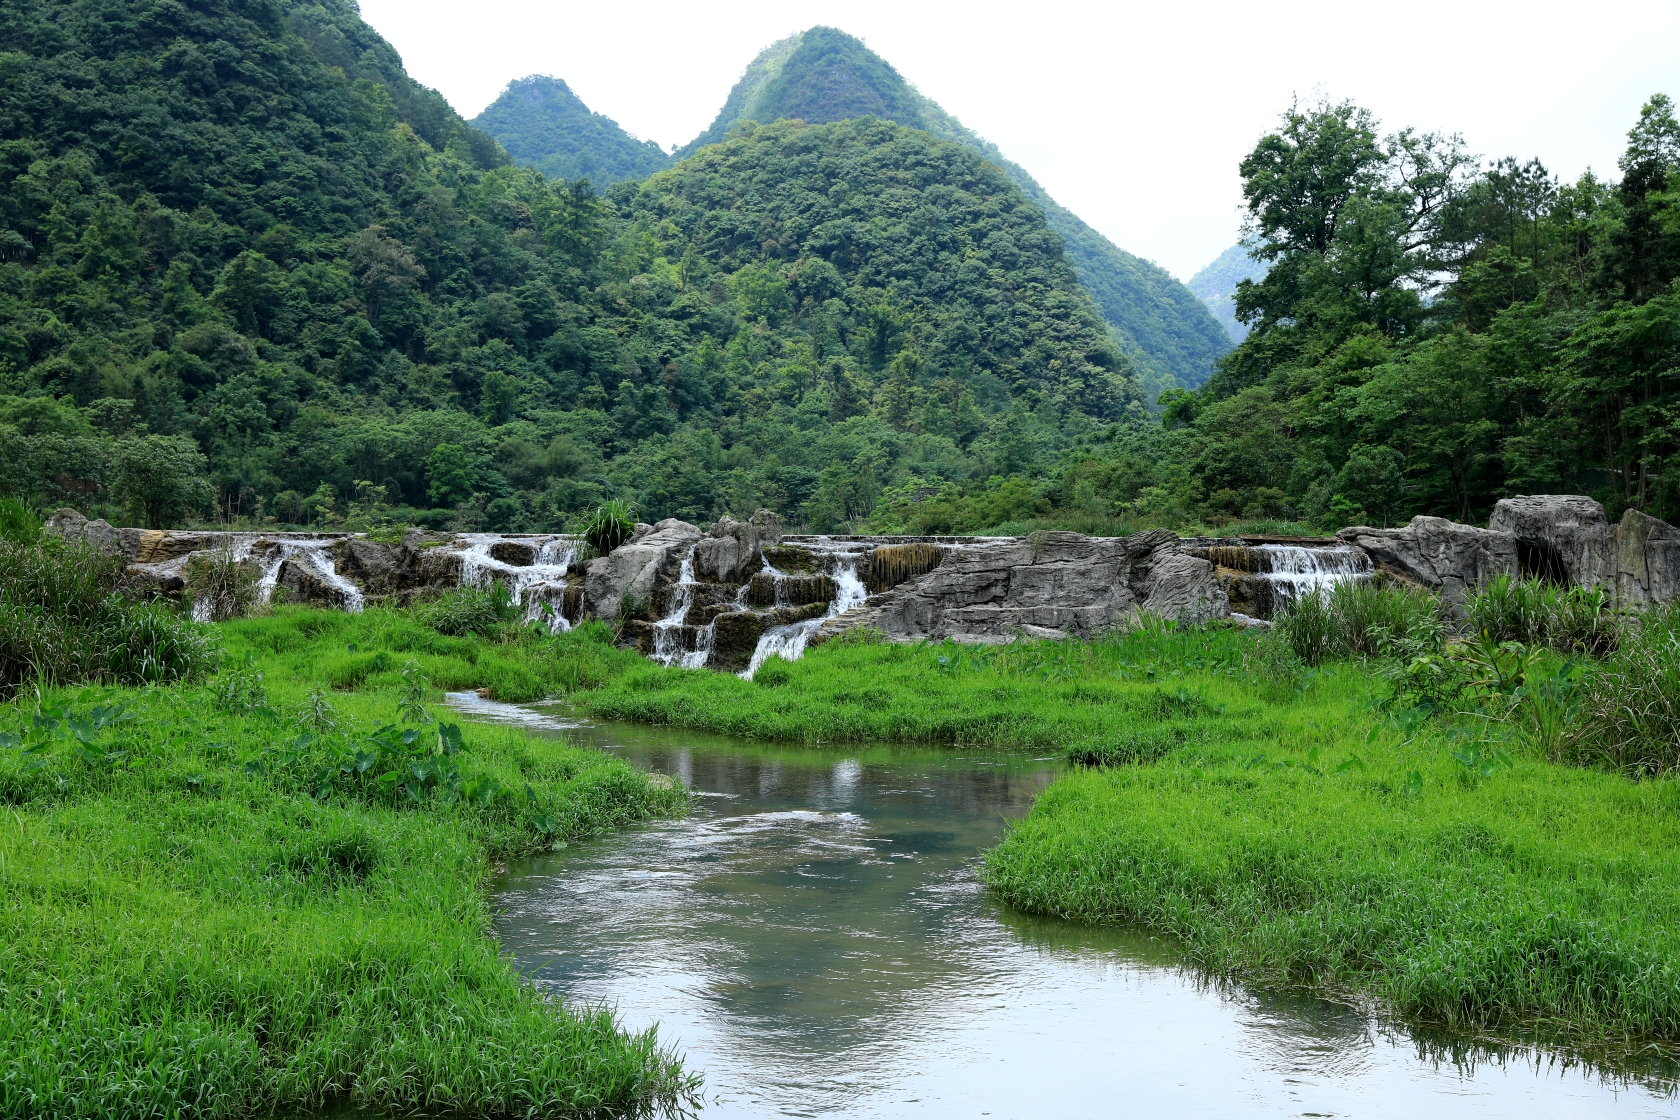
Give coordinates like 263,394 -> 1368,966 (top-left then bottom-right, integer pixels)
1188,242 -> 1267,343
479,27 -> 1231,391
471,75 -> 671,186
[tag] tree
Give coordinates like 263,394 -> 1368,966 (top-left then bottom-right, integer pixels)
427,444 -> 477,507
347,225 -> 424,324
112,435 -> 213,529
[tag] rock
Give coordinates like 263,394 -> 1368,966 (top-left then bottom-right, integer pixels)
710,611 -> 765,672
1488,495 -> 1613,586
119,528 -> 218,565
823,530 -> 1224,645
44,508 -> 123,556
120,565 -> 186,599
335,538 -> 407,594
489,540 -> 537,566
697,510 -> 785,583
1139,552 -> 1228,623
277,558 -> 341,606
748,571 -> 832,608
1337,517 -> 1517,601
584,518 -> 702,623
693,534 -> 741,583
1614,509 -> 1680,606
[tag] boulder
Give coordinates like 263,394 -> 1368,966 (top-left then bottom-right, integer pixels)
693,534 -> 741,583
1614,509 -> 1680,606
1139,552 -> 1228,623
334,538 -> 407,594
1488,495 -> 1613,586
696,509 -> 785,583
1337,517 -> 1517,601
584,518 -> 702,622
44,508 -> 123,556
277,557 -> 342,607
489,540 -> 537,566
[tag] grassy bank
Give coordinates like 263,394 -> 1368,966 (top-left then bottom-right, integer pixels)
1,599 -> 695,1116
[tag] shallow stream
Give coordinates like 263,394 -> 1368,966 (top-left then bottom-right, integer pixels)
452,694 -> 1674,1119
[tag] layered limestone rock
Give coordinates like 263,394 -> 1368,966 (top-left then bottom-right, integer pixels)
584,517 -> 703,621
1336,516 -> 1518,601
1488,495 -> 1614,586
1614,509 -> 1680,605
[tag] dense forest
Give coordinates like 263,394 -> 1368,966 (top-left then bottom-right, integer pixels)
1058,95 -> 1680,532
484,26 -> 1231,397
0,0 -> 1134,532
471,75 -> 671,187
1187,241 -> 1264,343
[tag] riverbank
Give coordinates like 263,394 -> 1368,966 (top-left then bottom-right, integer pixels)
0,646 -> 694,1117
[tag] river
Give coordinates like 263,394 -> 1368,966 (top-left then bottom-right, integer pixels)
451,693 -> 1675,1119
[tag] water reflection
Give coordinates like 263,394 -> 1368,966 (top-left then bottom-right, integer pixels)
482,707 -> 1674,1118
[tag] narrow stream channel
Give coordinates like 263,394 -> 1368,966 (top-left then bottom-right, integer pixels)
452,694 -> 1674,1119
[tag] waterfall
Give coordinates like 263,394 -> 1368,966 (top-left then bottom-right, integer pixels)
1255,544 -> 1371,610
740,554 -> 868,680
455,534 -> 579,631
651,551 -> 715,669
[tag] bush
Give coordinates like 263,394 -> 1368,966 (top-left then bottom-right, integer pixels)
1278,579 -> 1445,666
579,499 -> 635,555
1561,604 -> 1680,775
184,547 -> 261,621
415,582 -> 519,637
0,535 -> 214,697
1464,575 -> 1618,654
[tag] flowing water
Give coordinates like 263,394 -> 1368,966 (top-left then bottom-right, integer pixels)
1254,544 -> 1372,611
740,555 -> 870,679
457,695 -> 1675,1119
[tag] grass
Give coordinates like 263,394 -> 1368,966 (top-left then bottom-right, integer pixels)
1,601 -> 696,1116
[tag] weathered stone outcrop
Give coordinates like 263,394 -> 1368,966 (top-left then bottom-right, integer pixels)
45,508 -> 123,556
584,518 -> 703,621
1614,509 -> 1680,606
1488,495 -> 1614,585
694,509 -> 784,584
1337,516 -> 1518,601
815,530 -> 1227,645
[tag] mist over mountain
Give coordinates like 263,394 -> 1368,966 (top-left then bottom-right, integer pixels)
471,75 -> 672,187
484,27 -> 1232,393
1187,242 -> 1268,342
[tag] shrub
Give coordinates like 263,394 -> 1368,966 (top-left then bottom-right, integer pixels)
415,582 -> 519,637
184,547 -> 261,621
0,498 -> 42,545
579,499 -> 636,555
1278,580 -> 1444,666
0,536 -> 214,696
1464,575 -> 1619,654
1561,604 -> 1680,775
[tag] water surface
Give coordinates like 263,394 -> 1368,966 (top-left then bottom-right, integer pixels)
460,695 -> 1674,1118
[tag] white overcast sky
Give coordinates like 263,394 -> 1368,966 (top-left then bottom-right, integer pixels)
358,0 -> 1680,282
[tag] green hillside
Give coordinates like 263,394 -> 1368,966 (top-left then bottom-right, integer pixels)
1187,241 -> 1267,342
676,27 -> 1233,391
0,0 -> 1135,533
471,75 -> 671,186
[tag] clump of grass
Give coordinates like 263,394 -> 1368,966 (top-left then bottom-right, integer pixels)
184,546 -> 261,621
0,531 -> 214,697
578,499 -> 636,555
1561,603 -> 1680,775
1278,580 -> 1446,666
415,580 -> 520,637
1465,574 -> 1619,654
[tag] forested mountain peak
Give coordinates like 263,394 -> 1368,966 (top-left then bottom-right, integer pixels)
471,75 -> 672,187
0,0 -> 1139,534
1188,243 -> 1267,342
488,26 -> 1233,395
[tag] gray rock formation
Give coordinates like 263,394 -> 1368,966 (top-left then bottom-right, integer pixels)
695,509 -> 784,584
45,508 -> 123,556
815,530 -> 1227,645
584,518 -> 702,621
1614,509 -> 1680,606
1489,495 -> 1614,586
1337,516 -> 1518,601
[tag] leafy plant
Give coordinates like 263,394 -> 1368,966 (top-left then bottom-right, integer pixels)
184,546 -> 261,622
580,500 -> 636,555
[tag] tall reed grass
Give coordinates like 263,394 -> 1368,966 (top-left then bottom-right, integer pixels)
1464,574 -> 1619,654
1277,579 -> 1446,666
1561,603 -> 1680,775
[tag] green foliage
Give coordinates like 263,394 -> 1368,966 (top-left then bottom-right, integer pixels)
580,499 -> 636,554
0,533 -> 213,697
183,546 -> 261,622
1277,580 -> 1446,666
0,665 -> 694,1117
1563,603 -> 1680,775
678,27 -> 1231,391
415,582 -> 520,638
0,498 -> 42,545
1464,574 -> 1620,653
473,75 -> 672,186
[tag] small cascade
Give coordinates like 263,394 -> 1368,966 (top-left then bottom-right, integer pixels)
454,534 -> 580,631
740,554 -> 867,680
1254,544 -> 1371,610
651,553 -> 713,669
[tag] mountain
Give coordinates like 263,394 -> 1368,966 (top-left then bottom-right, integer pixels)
471,75 -> 671,187
675,27 -> 1233,392
1187,242 -> 1267,342
0,0 -> 1134,533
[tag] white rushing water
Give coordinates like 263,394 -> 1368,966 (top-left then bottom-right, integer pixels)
741,555 -> 868,680
184,534 -> 364,620
650,553 -> 716,669
455,534 -> 579,631
1255,544 -> 1371,610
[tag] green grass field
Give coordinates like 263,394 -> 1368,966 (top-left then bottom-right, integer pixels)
0,613 -> 696,1118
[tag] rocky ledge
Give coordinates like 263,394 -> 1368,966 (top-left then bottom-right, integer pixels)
42,494 -> 1680,672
